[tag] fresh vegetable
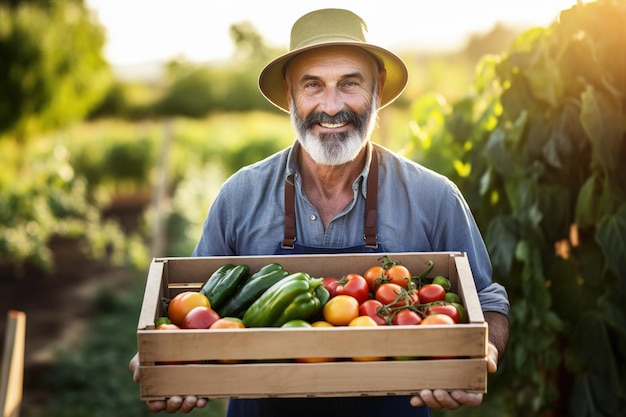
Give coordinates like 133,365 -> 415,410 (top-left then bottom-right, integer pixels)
336,273 -> 369,304
417,284 -> 447,303
199,264 -> 236,297
322,277 -> 340,298
210,317 -> 245,329
204,264 -> 250,311
375,283 -> 418,307
154,316 -> 171,327
167,291 -> 211,326
391,309 -> 422,325
424,304 -> 461,323
242,273 -> 324,327
431,275 -> 451,292
444,292 -> 462,304
363,265 -> 384,292
421,313 -> 455,325
379,256 -> 411,289
156,323 -> 180,330
181,306 -> 220,329
217,265 -> 290,318
281,319 -> 312,328
323,294 -> 359,326
358,299 -> 388,325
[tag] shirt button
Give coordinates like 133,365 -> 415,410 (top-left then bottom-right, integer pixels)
309,214 -> 317,221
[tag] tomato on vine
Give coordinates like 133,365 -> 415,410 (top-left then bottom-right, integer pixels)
385,264 -> 411,288
358,299 -> 388,325
336,273 -> 369,304
375,283 -> 418,307
424,304 -> 461,323
364,265 -> 385,292
392,309 -> 422,325
379,255 -> 412,289
417,284 -> 446,303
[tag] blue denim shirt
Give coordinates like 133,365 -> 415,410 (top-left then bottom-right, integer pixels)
193,141 -> 509,315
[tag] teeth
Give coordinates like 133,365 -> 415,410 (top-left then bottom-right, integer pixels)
320,122 -> 347,129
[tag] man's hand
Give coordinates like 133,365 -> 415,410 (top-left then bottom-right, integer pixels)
129,353 -> 209,413
409,342 -> 498,409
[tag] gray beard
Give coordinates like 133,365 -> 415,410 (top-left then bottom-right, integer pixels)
290,97 -> 378,166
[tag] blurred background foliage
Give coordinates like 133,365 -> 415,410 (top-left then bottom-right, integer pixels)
0,0 -> 624,416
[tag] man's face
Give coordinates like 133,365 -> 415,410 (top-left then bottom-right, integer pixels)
284,46 -> 383,166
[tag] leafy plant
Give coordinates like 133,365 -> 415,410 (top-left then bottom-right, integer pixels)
0,143 -> 143,278
414,1 -> 626,415
0,1 -> 111,141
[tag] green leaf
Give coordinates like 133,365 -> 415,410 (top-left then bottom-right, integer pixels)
596,204 -> 626,281
575,174 -> 600,228
485,215 -> 518,278
580,85 -> 626,181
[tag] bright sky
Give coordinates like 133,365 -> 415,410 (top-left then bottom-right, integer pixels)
86,0 -> 585,67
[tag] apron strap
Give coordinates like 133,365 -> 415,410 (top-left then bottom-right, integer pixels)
364,150 -> 378,248
282,149 -> 379,249
282,175 -> 297,248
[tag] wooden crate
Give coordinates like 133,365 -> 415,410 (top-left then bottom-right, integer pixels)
136,252 -> 488,400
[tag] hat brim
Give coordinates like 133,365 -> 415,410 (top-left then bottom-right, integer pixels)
259,41 -> 408,112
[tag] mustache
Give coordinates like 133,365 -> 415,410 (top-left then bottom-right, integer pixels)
301,110 -> 365,131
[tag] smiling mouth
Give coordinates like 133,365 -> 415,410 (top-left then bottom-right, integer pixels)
319,121 -> 348,129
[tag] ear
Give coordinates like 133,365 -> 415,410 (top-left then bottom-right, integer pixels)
283,79 -> 291,110
376,69 -> 387,106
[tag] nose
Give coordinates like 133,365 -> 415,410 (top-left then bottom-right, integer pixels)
318,86 -> 343,116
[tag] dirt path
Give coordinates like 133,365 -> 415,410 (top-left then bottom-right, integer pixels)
0,239 -> 134,416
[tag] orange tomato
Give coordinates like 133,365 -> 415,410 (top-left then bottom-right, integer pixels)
385,264 -> 412,288
167,291 -> 211,326
323,295 -> 359,326
420,313 -> 455,325
364,265 -> 385,292
210,317 -> 245,329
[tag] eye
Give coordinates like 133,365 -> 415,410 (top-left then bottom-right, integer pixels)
304,81 -> 322,90
342,80 -> 361,90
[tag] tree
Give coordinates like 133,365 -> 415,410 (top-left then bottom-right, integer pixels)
410,1 -> 626,415
0,0 -> 111,142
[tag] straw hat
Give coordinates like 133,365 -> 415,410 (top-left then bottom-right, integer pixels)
258,8 -> 409,112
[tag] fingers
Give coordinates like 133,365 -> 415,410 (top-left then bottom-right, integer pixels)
146,396 -> 208,414
487,342 -> 499,373
128,353 -> 140,383
410,389 -> 483,410
146,400 -> 167,413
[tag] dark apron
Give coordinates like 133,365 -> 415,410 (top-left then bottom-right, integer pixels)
227,151 -> 431,417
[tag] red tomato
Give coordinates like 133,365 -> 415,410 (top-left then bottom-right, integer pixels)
421,313 -> 455,325
181,306 -> 220,329
385,264 -> 411,289
392,309 -> 422,325
375,283 -> 419,307
418,284 -> 447,303
336,273 -> 369,304
323,277 -> 339,298
424,304 -> 461,324
358,299 -> 388,325
364,265 -> 385,292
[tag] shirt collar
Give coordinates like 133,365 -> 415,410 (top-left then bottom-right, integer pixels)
285,140 -> 373,199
